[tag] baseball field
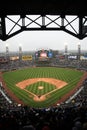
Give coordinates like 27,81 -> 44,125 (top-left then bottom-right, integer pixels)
2,67 -> 85,108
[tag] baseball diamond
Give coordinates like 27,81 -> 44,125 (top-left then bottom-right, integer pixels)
1,67 -> 86,108
16,78 -> 67,102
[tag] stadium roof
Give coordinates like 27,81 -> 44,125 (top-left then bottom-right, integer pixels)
0,0 -> 87,40
0,0 -> 87,15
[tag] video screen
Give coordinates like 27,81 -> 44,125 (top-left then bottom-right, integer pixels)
40,52 -> 47,57
35,49 -> 53,61
48,51 -> 53,58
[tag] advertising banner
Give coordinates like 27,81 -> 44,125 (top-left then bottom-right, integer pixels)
22,55 -> 32,61
10,56 -> 19,60
80,56 -> 87,60
68,55 -> 77,60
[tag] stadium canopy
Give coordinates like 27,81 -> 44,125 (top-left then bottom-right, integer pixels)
0,0 -> 87,40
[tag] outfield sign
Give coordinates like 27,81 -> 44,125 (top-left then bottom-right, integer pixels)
10,56 -> 19,60
68,55 -> 77,60
80,56 -> 87,60
22,55 -> 32,61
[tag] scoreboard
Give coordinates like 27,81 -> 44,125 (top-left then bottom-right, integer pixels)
35,49 -> 53,61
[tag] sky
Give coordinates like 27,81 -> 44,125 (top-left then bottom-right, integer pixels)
0,15 -> 87,52
0,31 -> 87,52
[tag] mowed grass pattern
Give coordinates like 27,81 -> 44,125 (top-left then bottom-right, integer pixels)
26,81 -> 56,95
2,67 -> 84,108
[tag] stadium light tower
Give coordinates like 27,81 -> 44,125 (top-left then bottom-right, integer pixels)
5,43 -> 9,60
64,42 -> 68,60
19,44 -> 22,60
78,42 -> 81,60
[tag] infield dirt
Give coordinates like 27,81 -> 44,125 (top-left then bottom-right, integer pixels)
16,78 -> 67,102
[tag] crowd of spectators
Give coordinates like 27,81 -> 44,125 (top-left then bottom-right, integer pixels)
0,59 -> 87,130
0,60 -> 34,71
52,59 -> 87,70
0,55 -> 86,69
0,78 -> 87,130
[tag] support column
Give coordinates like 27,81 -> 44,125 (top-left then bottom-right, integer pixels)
42,15 -> 45,29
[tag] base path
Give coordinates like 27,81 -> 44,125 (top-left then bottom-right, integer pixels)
16,78 -> 67,102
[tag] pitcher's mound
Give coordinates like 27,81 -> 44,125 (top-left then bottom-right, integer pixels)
38,86 -> 44,90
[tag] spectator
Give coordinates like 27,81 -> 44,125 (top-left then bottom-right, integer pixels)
22,125 -> 36,130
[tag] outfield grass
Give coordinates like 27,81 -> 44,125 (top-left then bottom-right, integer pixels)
2,67 -> 84,108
